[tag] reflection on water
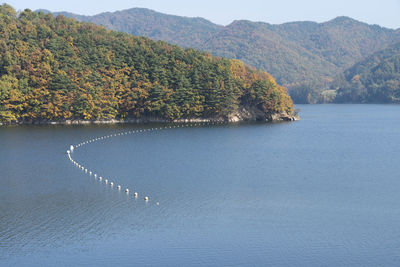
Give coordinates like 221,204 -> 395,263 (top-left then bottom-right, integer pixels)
1,105 -> 400,266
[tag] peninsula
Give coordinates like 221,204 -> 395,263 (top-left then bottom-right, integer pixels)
0,4 -> 297,125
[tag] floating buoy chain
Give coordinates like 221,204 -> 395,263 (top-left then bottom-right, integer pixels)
66,121 -> 226,205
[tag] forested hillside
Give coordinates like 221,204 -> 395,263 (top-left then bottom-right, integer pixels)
202,20 -> 337,89
0,4 -> 294,124
333,42 -> 400,103
49,8 -> 400,103
50,8 -> 223,50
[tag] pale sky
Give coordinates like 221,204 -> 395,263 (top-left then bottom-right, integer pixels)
4,0 -> 400,29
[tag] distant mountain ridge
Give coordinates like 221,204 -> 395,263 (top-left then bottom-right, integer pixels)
333,41 -> 400,103
50,8 -> 223,49
39,8 -> 400,103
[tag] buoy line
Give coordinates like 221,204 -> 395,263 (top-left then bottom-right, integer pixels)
66,121 -> 226,206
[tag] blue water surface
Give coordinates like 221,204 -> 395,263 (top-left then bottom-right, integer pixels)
1,104 -> 400,266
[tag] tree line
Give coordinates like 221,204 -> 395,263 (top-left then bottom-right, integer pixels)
0,4 -> 293,123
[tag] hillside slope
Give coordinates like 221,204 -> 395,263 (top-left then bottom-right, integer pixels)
52,8 -> 223,50
47,8 -> 400,103
333,42 -> 400,103
0,5 -> 294,124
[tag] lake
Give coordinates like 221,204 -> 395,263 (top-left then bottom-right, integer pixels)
1,104 -> 400,266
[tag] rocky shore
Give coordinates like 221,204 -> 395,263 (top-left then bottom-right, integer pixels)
228,106 -> 299,123
0,109 -> 299,126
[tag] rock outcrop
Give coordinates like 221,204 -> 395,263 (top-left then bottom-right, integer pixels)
228,106 -> 299,122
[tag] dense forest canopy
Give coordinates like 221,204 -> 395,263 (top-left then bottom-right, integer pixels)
50,8 -> 400,103
333,42 -> 400,103
0,4 -> 294,123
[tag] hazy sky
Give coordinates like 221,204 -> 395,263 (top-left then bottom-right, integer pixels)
4,0 -> 400,29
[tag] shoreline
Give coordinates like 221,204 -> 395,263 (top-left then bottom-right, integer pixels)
0,113 -> 299,126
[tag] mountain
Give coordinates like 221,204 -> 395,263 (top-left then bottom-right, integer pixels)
202,20 -> 337,87
43,8 -> 400,103
333,41 -> 400,103
0,4 -> 295,124
52,8 -> 223,50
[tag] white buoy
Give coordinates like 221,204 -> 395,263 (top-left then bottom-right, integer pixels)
67,150 -> 70,154
134,192 -> 138,197
105,179 -> 108,184
94,174 -> 97,178
144,196 -> 149,201
70,145 -> 74,152
89,171 -> 92,175
125,188 -> 129,193
99,177 -> 103,181
117,185 -> 121,190
110,182 -> 114,186
156,202 -> 160,206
